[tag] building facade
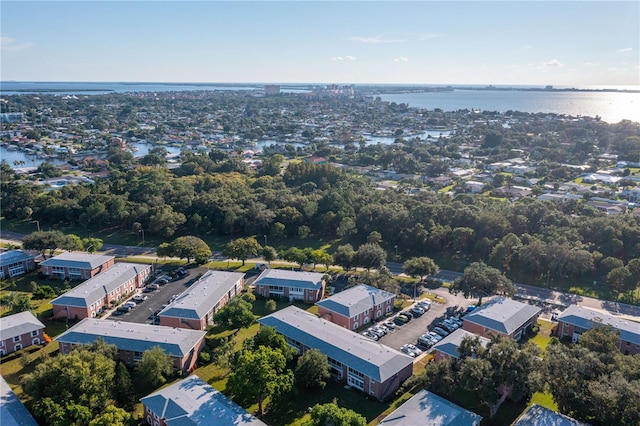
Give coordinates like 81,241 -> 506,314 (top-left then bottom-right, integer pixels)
254,269 -> 325,303
316,284 -> 395,330
56,319 -> 206,374
462,297 -> 541,341
556,304 -> 640,355
258,306 -> 413,401
0,311 -> 46,356
140,375 -> 267,426
40,252 -> 115,280
158,270 -> 245,330
51,262 -> 152,320
0,250 -> 35,279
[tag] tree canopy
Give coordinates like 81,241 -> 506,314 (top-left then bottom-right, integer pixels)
213,298 -> 255,329
295,349 -> 331,389
165,235 -> 212,263
223,237 -> 261,265
450,262 -> 515,305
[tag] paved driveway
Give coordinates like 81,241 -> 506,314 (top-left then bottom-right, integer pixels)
106,267 -> 211,324
376,289 -> 471,353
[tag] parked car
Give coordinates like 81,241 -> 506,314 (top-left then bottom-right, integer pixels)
401,344 -> 418,357
368,327 -> 385,338
433,327 -> 449,337
427,331 -> 443,342
362,331 -> 378,341
116,305 -> 132,313
394,315 -> 409,325
417,300 -> 432,310
551,310 -> 560,321
132,295 -> 148,302
146,283 -> 160,290
442,319 -> 460,330
383,321 -> 397,330
402,310 -> 414,319
410,306 -> 425,316
438,322 -> 456,333
417,335 -> 435,348
157,278 -> 169,285
406,344 -> 423,356
449,317 -> 463,326
123,301 -> 137,309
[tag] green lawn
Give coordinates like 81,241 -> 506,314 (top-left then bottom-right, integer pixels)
529,320 -> 555,352
529,391 -> 558,411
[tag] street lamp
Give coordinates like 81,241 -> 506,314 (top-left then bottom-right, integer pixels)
31,220 -> 40,232
394,244 -> 398,259
139,229 -> 145,245
264,234 -> 268,247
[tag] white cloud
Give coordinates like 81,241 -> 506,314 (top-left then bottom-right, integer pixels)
349,35 -> 406,44
542,59 -> 563,67
521,44 -> 532,50
1,36 -> 34,53
583,62 -> 601,66
618,47 -> 633,52
394,57 -> 409,62
331,56 -> 356,61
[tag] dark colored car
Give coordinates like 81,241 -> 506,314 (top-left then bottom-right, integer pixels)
116,305 -> 132,313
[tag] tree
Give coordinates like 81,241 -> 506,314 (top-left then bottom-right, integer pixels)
450,262 -> 515,305
169,235 -> 212,263
212,337 -> 236,370
213,298 -> 255,329
295,349 -> 331,389
333,244 -> 355,270
82,237 -> 104,253
223,237 -> 261,266
8,292 -> 33,314
310,249 -> 333,271
262,245 -> 278,266
249,326 -> 296,361
403,256 -> 439,281
265,299 -> 277,312
281,247 -> 308,268
21,348 -> 115,415
89,406 -> 131,426
113,362 -> 136,410
354,243 -> 387,271
22,230 -> 74,259
304,402 -> 367,426
135,346 -> 173,389
606,266 -> 633,295
225,346 -> 294,417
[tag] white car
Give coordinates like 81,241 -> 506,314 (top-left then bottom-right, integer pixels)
407,343 -> 423,356
132,295 -> 148,302
123,301 -> 136,309
401,344 -> 418,357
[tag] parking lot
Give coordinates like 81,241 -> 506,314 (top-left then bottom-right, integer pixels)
106,266 -> 210,324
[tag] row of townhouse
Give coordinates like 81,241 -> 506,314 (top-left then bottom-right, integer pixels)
254,269 -> 325,303
0,311 -> 46,356
556,304 -> 640,355
158,271 -> 245,330
40,252 -> 115,280
0,250 -> 36,279
316,284 -> 396,330
56,319 -> 206,375
51,262 -> 153,320
258,305 -> 414,401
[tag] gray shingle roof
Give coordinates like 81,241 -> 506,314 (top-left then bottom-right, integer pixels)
316,284 -> 395,317
432,329 -> 490,359
159,271 -> 244,320
40,252 -> 114,270
0,376 -> 38,426
557,304 -> 640,345
55,319 -> 205,358
0,311 -> 45,342
140,375 -> 267,426
463,297 -> 541,335
254,269 -> 324,290
0,250 -> 33,268
379,390 -> 482,425
514,404 -> 589,426
51,262 -> 151,308
258,306 -> 413,382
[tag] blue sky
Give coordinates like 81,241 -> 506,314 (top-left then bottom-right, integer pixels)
1,1 -> 638,86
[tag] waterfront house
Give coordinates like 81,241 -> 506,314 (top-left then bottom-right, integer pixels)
0,250 -> 35,279
254,269 -> 325,303
140,375 -> 266,426
379,389 -> 482,425
40,252 -> 115,280
56,319 -> 206,374
258,306 -> 413,401
0,311 -> 46,356
556,304 -> 640,355
51,262 -> 152,320
462,297 -> 541,341
316,284 -> 395,330
158,270 -> 245,330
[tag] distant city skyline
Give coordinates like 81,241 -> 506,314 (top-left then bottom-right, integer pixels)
1,1 -> 638,87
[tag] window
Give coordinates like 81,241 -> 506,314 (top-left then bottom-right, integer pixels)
13,336 -> 21,343
31,330 -> 39,337
14,344 -> 22,351
353,322 -> 359,329
8,261 -> 25,277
